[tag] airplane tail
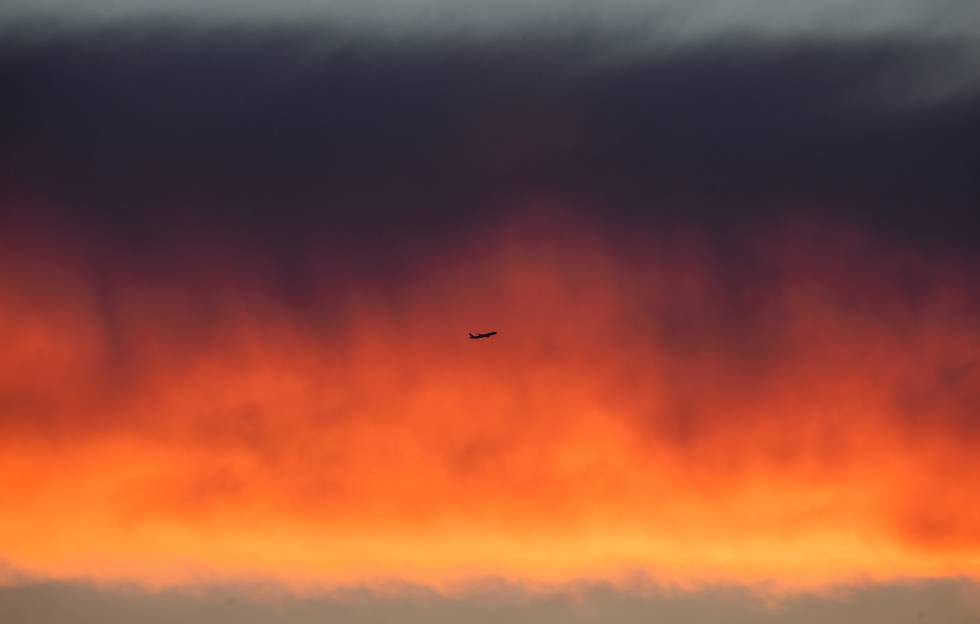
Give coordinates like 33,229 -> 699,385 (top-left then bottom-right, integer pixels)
469,333 -> 475,338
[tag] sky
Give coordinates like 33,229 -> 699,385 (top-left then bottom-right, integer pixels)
1,1 -> 979,622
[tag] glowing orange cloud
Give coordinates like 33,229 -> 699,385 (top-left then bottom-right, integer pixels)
1,209 -> 978,589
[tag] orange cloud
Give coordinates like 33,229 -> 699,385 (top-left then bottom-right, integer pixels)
1,209 -> 978,589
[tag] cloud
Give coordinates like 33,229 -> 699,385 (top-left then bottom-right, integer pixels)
1,578 -> 979,624
1,28 -> 978,248
1,18 -> 978,592
0,211 -> 978,586
2,0 -> 979,44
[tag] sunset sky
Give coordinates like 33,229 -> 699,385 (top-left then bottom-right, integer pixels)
2,1 -> 979,622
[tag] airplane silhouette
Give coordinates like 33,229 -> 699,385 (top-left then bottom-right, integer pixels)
469,331 -> 497,339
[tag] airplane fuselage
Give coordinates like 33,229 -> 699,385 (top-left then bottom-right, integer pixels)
469,331 -> 497,339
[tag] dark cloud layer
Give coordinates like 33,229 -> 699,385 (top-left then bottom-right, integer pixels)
2,26 -> 978,261
2,578 -> 979,624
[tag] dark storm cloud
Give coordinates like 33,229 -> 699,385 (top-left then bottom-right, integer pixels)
1,25 -> 978,262
2,25 -> 977,452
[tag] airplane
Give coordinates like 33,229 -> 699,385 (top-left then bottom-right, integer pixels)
469,331 -> 497,339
